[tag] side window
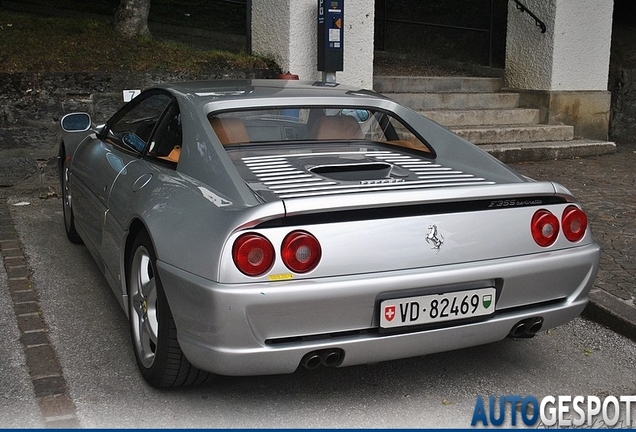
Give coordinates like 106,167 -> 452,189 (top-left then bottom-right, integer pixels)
105,93 -> 172,153
337,110 -> 432,153
365,111 -> 432,153
147,102 -> 182,165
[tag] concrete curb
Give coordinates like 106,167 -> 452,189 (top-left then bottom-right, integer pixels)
0,200 -> 80,427
583,289 -> 636,342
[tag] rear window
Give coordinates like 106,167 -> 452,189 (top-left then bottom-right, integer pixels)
207,107 -> 432,153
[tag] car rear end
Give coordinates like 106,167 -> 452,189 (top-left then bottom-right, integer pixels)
157,86 -> 599,376
158,163 -> 599,376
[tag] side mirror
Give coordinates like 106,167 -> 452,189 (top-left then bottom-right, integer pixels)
61,113 -> 92,132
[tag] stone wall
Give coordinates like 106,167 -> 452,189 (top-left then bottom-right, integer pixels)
609,66 -> 636,145
0,70 -> 277,191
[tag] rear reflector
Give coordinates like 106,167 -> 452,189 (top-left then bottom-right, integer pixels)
562,205 -> 588,242
281,231 -> 322,273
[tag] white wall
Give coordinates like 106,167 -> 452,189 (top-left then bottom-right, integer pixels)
505,0 -> 613,91
551,1 -> 613,91
251,0 -> 375,89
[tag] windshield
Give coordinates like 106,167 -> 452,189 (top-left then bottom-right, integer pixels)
207,107 -> 433,154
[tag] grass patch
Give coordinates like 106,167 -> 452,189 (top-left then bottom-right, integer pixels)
12,0 -> 247,34
0,9 -> 274,73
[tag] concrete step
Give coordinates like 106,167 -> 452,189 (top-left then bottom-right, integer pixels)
388,92 -> 520,110
451,124 -> 574,144
480,140 -> 617,163
374,76 -> 503,93
420,108 -> 541,127
374,76 -> 614,162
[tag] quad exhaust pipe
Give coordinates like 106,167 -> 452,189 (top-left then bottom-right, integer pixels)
299,318 -> 544,370
508,317 -> 544,338
300,348 -> 344,370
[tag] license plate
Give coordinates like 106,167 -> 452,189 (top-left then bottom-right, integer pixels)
380,287 -> 496,329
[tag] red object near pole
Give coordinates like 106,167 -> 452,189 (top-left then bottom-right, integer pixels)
278,71 -> 299,80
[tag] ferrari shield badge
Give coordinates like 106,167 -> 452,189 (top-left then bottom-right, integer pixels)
426,225 -> 444,252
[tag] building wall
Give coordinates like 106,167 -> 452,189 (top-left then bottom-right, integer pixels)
505,0 -> 614,140
505,0 -> 613,91
505,0 -> 555,90
552,1 -> 613,91
251,0 -> 375,89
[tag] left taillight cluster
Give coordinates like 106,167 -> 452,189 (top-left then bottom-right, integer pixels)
232,230 -> 322,277
531,205 -> 588,247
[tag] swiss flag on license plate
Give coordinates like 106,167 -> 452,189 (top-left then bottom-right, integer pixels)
384,305 -> 396,322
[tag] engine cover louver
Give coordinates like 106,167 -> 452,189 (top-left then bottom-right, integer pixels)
239,151 -> 495,199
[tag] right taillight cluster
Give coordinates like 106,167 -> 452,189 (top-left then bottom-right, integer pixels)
232,230 -> 322,277
531,205 -> 588,247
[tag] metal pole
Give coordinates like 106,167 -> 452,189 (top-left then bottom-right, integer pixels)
322,71 -> 337,83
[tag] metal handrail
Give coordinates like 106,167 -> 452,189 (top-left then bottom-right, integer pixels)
511,0 -> 546,33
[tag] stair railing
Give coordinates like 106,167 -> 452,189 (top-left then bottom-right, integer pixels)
510,0 -> 546,33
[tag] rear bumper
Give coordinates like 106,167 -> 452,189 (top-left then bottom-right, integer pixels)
158,243 -> 599,376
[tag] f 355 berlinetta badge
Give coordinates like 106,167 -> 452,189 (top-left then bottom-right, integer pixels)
426,225 -> 444,252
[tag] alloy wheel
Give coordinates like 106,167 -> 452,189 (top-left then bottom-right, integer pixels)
129,245 -> 159,369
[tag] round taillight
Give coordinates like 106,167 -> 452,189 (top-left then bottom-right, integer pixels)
531,209 -> 560,247
562,205 -> 588,242
232,233 -> 275,277
281,231 -> 322,273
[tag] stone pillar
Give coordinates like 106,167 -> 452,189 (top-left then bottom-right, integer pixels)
505,0 -> 614,140
251,0 -> 375,89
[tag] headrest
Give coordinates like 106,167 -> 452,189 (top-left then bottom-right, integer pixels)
313,115 -> 364,140
210,117 -> 249,145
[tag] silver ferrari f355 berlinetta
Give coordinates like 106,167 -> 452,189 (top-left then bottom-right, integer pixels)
58,79 -> 600,387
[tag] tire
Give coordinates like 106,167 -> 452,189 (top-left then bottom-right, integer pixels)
127,231 -> 209,387
60,149 -> 83,244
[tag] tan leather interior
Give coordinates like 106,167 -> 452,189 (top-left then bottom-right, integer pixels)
210,117 -> 250,145
158,145 -> 182,162
313,115 -> 364,140
386,139 -> 432,153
